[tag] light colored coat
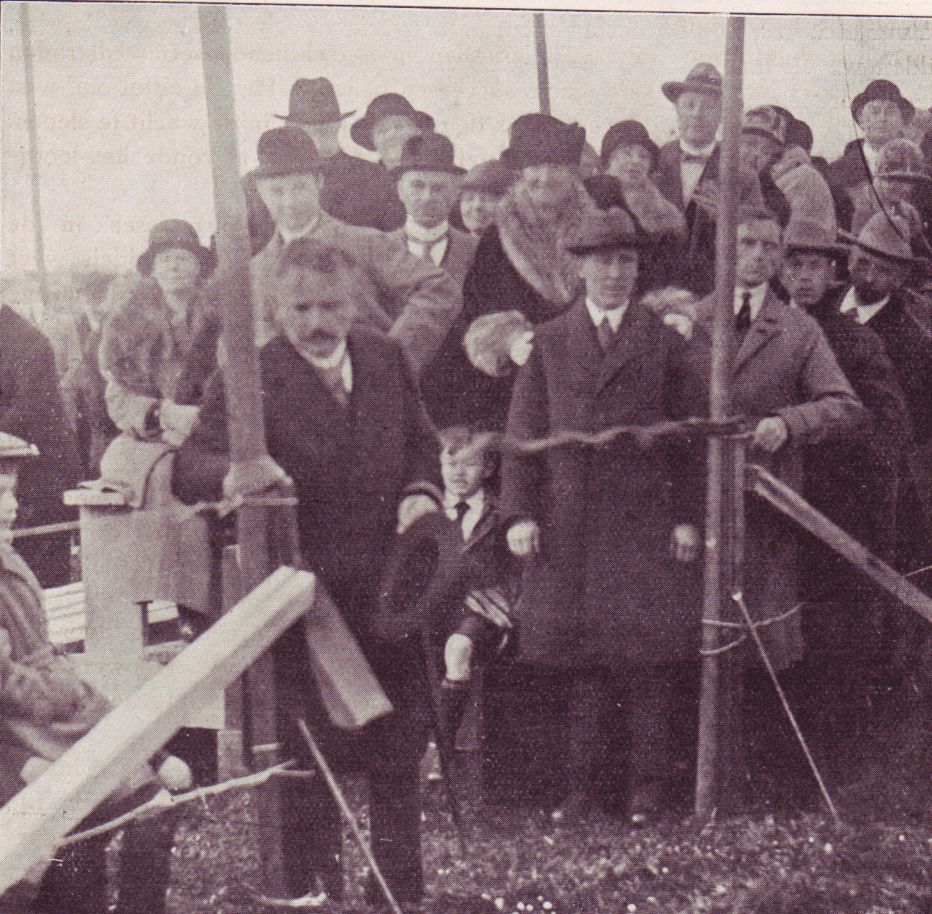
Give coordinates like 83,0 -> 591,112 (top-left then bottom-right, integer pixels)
252,212 -> 462,376
388,225 -> 478,291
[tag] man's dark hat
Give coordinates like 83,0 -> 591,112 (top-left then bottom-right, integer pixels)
275,77 -> 354,126
137,219 -> 217,277
0,432 -> 40,461
662,62 -> 723,103
350,93 -> 435,152
851,79 -> 914,125
600,120 -> 659,168
564,206 -> 647,256
783,219 -> 848,259
371,511 -> 469,643
462,160 -> 515,196
392,132 -> 465,178
500,113 -> 587,170
742,106 -> 791,147
771,107 -> 814,153
255,126 -> 324,179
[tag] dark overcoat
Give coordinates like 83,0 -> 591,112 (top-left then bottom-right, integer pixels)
654,142 -> 764,295
682,292 -> 866,670
0,306 -> 79,586
826,139 -> 871,232
499,299 -> 699,669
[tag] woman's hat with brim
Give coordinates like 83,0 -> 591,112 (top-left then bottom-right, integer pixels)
600,120 -> 659,169
742,106 -> 790,147
391,133 -> 466,179
0,433 -> 40,462
350,93 -> 435,152
851,79 -> 914,125
371,511 -> 469,643
275,77 -> 354,126
500,113 -> 587,170
662,62 -> 723,104
839,212 -> 922,265
876,138 -> 932,184
255,126 -> 324,180
461,160 -> 516,197
783,219 -> 849,260
136,219 -> 217,277
564,206 -> 648,256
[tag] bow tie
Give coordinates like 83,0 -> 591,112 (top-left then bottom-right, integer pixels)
682,154 -> 710,165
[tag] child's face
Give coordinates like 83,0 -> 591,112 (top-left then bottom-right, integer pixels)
441,447 -> 488,500
0,473 -> 19,536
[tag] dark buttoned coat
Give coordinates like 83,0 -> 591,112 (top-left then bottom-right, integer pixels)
500,299 -> 698,669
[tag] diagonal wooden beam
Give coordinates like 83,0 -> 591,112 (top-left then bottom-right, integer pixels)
0,566 -> 316,892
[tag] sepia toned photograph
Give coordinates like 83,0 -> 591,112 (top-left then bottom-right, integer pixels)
0,3 -> 930,912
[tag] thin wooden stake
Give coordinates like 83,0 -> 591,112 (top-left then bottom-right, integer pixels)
533,13 -> 551,115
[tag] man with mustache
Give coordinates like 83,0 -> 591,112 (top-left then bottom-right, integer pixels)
174,237 -> 442,909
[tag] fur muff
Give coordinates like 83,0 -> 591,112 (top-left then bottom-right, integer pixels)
463,310 -> 534,377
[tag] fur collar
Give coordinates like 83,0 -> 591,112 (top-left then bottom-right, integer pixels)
622,180 -> 686,235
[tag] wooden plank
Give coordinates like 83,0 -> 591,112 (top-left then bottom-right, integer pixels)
748,464 -> 932,623
0,566 -> 316,892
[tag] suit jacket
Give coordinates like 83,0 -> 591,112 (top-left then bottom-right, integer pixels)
388,226 -> 478,291
173,330 -> 440,624
242,151 -> 405,254
683,291 -> 866,669
654,142 -> 764,295
251,212 -> 462,376
500,298 -> 698,668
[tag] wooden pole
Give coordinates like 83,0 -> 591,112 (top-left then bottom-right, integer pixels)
19,4 -> 51,324
695,15 -> 745,820
197,5 -> 288,894
533,12 -> 551,115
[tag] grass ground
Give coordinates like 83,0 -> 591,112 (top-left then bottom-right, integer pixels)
158,688 -> 930,914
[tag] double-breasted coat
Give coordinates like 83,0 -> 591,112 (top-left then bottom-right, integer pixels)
682,291 -> 866,670
500,299 -> 699,670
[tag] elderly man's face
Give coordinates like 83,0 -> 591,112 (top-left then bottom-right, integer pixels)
579,248 -> 639,310
150,248 -> 202,296
372,115 -> 421,168
275,265 -> 357,360
736,218 -> 782,287
781,251 -> 836,309
676,91 -> 722,149
858,100 -> 906,148
397,170 -> 460,229
460,190 -> 500,235
849,249 -> 909,304
257,171 -> 325,234
740,133 -> 782,176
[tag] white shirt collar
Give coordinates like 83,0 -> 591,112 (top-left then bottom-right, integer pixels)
444,488 -> 486,538
839,286 -> 889,325
734,283 -> 769,321
586,296 -> 629,332
278,215 -> 322,246
405,219 -> 449,243
680,139 -> 717,158
862,142 -> 882,177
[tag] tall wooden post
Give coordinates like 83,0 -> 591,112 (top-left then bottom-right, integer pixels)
695,15 -> 746,819
533,13 -> 551,115
19,4 -> 50,323
198,5 -> 287,893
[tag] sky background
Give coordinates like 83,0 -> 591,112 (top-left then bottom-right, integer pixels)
2,2 -> 931,274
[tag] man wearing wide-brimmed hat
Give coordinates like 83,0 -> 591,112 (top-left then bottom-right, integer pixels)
829,79 -> 916,230
243,79 -> 407,252
390,133 -> 476,289
248,126 -> 461,377
653,63 -> 764,294
351,92 -> 435,169
498,206 -> 701,823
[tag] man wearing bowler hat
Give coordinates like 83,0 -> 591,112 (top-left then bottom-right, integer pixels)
499,207 -> 701,823
654,63 -> 764,294
250,126 -> 461,377
828,79 -> 916,231
390,133 -> 477,289
243,78 -> 406,252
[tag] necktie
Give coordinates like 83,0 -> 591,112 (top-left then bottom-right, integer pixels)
454,500 -> 470,537
597,317 -> 616,354
682,154 -> 710,165
408,235 -> 447,264
735,292 -> 753,338
316,358 -> 348,408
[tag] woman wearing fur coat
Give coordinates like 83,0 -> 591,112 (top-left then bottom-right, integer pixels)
419,114 -> 593,430
101,220 -> 217,447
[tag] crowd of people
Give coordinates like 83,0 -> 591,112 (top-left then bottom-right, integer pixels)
1,64 -> 931,912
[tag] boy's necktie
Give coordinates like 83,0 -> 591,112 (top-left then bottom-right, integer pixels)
597,317 -> 616,354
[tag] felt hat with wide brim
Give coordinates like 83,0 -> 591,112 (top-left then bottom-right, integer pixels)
136,219 -> 217,277
371,511 -> 469,643
661,62 -> 723,104
350,93 -> 435,152
275,77 -> 354,126
391,132 -> 466,179
839,212 -> 922,266
782,219 -> 849,259
564,206 -> 648,256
